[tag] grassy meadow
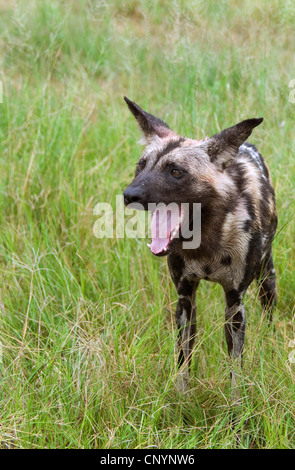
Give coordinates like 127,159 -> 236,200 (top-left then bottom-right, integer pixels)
0,0 -> 294,449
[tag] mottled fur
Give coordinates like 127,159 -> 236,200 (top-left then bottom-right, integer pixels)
123,97 -> 277,392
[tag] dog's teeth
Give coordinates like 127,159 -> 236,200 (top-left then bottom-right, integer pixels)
163,247 -> 167,251
147,243 -> 151,248
171,225 -> 180,239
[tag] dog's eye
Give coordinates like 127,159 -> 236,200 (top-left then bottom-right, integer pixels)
136,160 -> 146,175
171,168 -> 183,178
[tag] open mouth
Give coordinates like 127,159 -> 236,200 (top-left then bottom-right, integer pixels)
147,204 -> 186,256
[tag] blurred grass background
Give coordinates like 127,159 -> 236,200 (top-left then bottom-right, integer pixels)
0,0 -> 294,448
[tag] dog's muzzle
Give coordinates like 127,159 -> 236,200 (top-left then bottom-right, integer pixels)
123,185 -> 146,209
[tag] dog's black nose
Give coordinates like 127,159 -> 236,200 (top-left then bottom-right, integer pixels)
123,186 -> 143,206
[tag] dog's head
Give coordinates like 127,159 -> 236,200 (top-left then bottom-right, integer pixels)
123,97 -> 263,256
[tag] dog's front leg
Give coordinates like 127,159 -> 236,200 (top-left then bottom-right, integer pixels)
175,278 -> 199,392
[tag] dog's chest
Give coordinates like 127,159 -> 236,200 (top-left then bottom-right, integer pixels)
184,259 -> 229,282
181,254 -> 246,290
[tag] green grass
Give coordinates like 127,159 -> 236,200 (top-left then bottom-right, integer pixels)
0,0 -> 294,449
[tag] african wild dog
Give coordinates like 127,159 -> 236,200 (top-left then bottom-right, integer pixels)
123,97 -> 277,392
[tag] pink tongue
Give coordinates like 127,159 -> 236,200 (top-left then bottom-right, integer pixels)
150,204 -> 181,255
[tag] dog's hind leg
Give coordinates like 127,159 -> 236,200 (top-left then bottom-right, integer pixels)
224,289 -> 246,402
256,250 -> 277,322
174,278 -> 199,392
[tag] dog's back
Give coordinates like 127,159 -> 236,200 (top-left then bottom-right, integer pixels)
184,141 -> 277,289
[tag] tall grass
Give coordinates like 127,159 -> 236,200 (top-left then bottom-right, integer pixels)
0,0 -> 294,448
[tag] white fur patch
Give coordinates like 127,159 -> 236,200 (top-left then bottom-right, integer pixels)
240,144 -> 268,182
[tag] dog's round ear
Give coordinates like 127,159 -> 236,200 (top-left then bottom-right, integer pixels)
124,96 -> 174,144
200,118 -> 263,169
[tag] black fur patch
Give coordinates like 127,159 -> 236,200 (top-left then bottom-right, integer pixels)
238,232 -> 262,292
225,289 -> 242,307
231,310 -> 244,332
203,264 -> 212,275
168,253 -> 185,288
243,193 -> 255,221
227,162 -> 248,193
243,220 -> 252,232
177,277 -> 196,297
221,254 -> 232,266
154,138 -> 185,165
